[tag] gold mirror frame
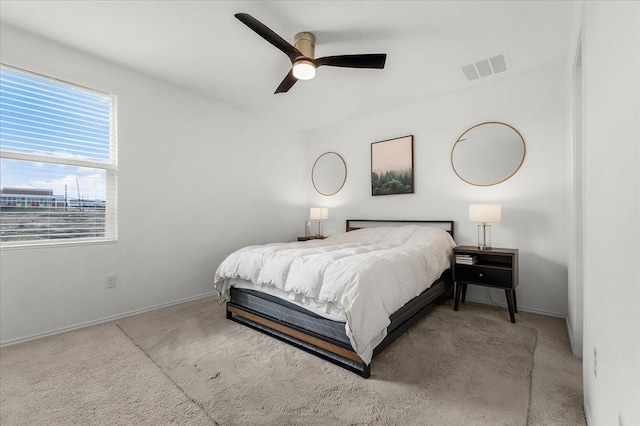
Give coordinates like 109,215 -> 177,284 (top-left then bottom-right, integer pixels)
451,121 -> 527,186
312,152 -> 347,196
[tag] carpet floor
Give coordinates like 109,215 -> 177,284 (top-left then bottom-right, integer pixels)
1,296 -> 585,425
0,321 -> 213,425
117,298 -> 536,425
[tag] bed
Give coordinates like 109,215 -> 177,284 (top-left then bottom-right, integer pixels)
214,219 -> 456,378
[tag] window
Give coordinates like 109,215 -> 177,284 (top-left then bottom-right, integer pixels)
0,64 -> 117,247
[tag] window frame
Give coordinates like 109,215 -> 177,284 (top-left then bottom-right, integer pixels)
0,63 -> 118,249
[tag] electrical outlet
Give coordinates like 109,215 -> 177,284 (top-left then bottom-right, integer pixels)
593,347 -> 597,378
105,273 -> 116,289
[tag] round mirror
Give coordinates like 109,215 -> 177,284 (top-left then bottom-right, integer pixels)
312,152 -> 347,196
451,122 -> 526,186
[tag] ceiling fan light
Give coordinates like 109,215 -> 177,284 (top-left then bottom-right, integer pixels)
293,60 -> 316,80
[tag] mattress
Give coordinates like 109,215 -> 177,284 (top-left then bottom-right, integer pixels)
229,278 -> 346,322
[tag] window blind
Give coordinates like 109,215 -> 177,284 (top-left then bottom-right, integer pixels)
0,65 -> 117,246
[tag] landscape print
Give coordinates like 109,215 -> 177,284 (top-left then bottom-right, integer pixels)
371,135 -> 414,195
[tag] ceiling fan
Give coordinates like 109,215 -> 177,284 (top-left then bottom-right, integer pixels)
235,13 -> 387,94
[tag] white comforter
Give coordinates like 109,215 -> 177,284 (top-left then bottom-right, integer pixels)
214,225 -> 456,364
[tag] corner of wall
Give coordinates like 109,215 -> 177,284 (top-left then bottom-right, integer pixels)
565,315 -> 582,358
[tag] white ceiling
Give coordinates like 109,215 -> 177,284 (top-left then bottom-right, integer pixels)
0,1 -> 575,132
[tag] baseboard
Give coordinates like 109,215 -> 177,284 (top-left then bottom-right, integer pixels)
584,401 -> 592,425
0,291 -> 217,347
566,315 -> 585,358
463,296 -> 566,318
1,292 -> 567,346
564,317 -> 573,346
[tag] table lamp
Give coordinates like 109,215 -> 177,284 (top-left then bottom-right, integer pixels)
469,204 -> 501,250
309,207 -> 329,238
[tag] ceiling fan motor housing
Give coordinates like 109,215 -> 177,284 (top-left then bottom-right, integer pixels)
294,32 -> 315,58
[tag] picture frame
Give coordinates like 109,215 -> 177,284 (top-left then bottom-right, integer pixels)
371,135 -> 414,196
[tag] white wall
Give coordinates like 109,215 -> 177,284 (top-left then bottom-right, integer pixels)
307,58 -> 570,317
581,2 -> 640,425
0,25 -> 308,344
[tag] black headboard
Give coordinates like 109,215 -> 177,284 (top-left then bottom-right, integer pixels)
345,220 -> 454,239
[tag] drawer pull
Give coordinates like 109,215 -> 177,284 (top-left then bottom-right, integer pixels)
478,273 -> 483,277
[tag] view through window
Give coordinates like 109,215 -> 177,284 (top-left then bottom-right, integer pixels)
0,65 -> 117,246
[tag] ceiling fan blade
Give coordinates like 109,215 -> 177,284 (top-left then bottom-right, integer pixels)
274,70 -> 297,94
235,13 -> 302,63
314,54 -> 387,69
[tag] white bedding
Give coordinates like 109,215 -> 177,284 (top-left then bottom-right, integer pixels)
214,225 -> 456,364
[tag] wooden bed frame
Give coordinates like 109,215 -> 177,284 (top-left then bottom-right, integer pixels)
225,219 -> 455,378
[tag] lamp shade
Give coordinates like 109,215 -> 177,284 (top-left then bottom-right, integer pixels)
469,204 -> 501,223
310,207 -> 329,220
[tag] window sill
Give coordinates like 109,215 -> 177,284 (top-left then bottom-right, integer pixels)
1,238 -> 117,251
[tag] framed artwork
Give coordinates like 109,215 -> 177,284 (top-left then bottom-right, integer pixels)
371,135 -> 414,196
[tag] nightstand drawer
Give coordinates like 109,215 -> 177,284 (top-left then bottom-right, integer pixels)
454,265 -> 512,288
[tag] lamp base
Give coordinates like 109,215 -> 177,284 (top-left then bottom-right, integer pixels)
477,224 -> 492,250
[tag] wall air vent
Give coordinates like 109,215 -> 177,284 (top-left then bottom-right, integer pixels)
461,52 -> 510,81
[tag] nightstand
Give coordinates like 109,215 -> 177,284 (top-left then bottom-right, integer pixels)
453,245 -> 519,323
297,236 -> 326,241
